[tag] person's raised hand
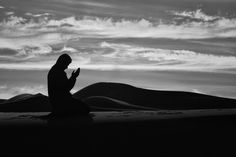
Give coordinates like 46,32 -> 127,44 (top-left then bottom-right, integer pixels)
75,67 -> 80,76
71,67 -> 80,78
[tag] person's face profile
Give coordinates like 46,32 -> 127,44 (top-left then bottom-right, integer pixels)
62,61 -> 71,70
65,61 -> 71,70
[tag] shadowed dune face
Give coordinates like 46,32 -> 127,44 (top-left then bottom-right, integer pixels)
0,99 -> 6,103
6,94 -> 34,103
0,93 -> 51,112
83,96 -> 158,111
74,82 -> 236,110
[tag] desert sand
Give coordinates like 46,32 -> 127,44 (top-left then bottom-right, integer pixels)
0,82 -> 236,156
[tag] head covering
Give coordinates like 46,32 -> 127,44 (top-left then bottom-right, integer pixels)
56,54 -> 72,66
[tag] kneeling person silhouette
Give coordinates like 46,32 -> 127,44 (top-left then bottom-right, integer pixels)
47,54 -> 90,116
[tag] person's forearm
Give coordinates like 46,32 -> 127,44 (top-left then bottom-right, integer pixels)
68,76 -> 76,91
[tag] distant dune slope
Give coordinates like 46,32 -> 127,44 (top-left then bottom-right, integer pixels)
5,94 -> 34,103
74,82 -> 236,110
0,93 -> 51,112
0,99 -> 6,104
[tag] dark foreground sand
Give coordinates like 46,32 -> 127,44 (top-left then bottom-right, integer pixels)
0,82 -> 236,156
0,110 -> 236,157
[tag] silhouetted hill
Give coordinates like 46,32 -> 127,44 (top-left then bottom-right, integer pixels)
6,94 -> 34,103
0,82 -> 236,112
0,93 -> 51,112
0,99 -> 6,104
74,82 -> 236,110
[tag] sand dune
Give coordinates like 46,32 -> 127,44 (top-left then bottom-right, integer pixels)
0,82 -> 235,156
0,93 -> 51,112
5,94 -> 34,103
84,96 -> 158,111
74,82 -> 236,110
0,99 -> 6,104
0,82 -> 236,112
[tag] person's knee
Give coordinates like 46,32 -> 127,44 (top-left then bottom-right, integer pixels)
85,105 -> 90,113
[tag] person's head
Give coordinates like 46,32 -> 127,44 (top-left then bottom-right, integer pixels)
55,53 -> 72,70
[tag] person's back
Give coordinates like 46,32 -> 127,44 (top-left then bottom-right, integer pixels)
47,54 -> 90,116
48,64 -> 72,112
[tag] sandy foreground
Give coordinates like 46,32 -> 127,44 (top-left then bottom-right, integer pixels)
0,109 -> 236,156
0,109 -> 236,124
0,82 -> 236,156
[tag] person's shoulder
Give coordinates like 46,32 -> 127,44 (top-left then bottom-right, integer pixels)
49,66 -> 66,76
48,65 -> 58,75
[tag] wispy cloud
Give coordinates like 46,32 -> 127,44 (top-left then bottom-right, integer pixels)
171,9 -> 220,22
0,85 -> 7,89
0,10 -> 235,62
1,41 -> 236,72
87,42 -> 236,72
77,1 -> 114,8
1,11 -> 236,41
25,12 -> 52,17
58,46 -> 78,53
0,10 -> 236,72
5,12 -> 14,16
43,15 -> 236,39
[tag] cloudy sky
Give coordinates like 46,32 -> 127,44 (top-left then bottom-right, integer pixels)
0,0 -> 236,99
